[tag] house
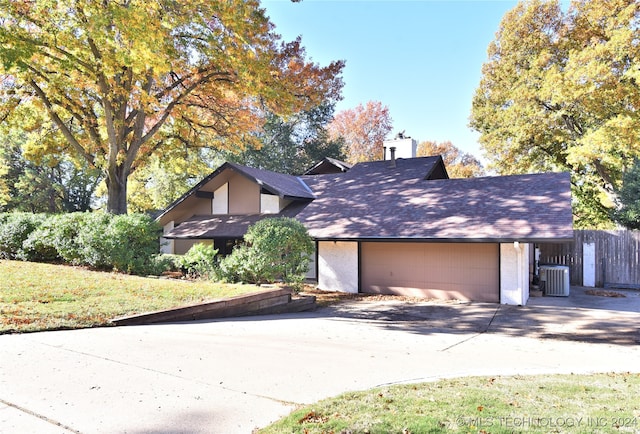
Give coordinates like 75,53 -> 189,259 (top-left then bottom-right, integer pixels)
156,137 -> 573,305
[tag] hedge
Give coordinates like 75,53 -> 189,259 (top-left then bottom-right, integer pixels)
0,212 -> 164,275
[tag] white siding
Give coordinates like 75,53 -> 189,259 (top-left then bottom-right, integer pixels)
260,194 -> 280,213
383,137 -> 417,159
500,242 -> 530,305
317,241 -> 358,293
212,183 -> 228,214
160,221 -> 175,254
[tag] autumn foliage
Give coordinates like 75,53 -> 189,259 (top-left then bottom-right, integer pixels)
416,140 -> 484,178
471,0 -> 640,227
0,1 -> 344,213
328,101 -> 393,164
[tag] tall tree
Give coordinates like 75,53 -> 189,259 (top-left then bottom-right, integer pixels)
0,1 -> 344,214
613,158 -> 640,229
328,101 -> 393,164
1,108 -> 101,213
0,140 -> 101,213
470,0 -> 640,228
416,140 -> 484,178
228,103 -> 345,175
126,148 -> 217,214
126,103 -> 344,213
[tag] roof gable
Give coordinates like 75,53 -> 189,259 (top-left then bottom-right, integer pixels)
158,156 -> 573,243
303,157 -> 352,175
225,163 -> 314,200
156,162 -> 314,223
342,156 -> 449,181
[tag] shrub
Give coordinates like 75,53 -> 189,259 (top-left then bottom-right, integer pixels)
103,214 -> 162,274
74,213 -> 162,274
178,243 -> 219,279
46,213 -> 88,264
153,254 -> 181,274
74,212 -> 113,269
0,211 -> 164,275
22,216 -> 62,262
0,212 -> 45,260
217,245 -> 260,283
218,217 -> 314,289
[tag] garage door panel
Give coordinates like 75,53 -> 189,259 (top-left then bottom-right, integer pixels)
362,242 -> 499,302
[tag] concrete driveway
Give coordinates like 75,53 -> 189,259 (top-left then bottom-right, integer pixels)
1,287 -> 639,433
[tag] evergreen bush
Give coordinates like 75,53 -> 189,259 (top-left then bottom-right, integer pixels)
218,217 -> 314,288
217,245 -> 260,283
22,216 -> 62,262
0,212 -> 44,259
0,212 -> 163,275
177,243 -> 218,279
47,213 -> 88,264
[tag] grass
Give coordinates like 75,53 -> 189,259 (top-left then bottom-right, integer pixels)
5,262 -> 640,434
259,373 -> 640,434
0,260 -> 264,333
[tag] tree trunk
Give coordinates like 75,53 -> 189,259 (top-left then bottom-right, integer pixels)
106,167 -> 128,214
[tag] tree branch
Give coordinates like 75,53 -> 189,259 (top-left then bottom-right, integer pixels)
27,80 -> 96,166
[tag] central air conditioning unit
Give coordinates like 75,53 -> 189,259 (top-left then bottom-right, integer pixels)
539,265 -> 570,296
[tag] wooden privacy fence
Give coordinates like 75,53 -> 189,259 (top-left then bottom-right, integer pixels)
539,230 -> 640,289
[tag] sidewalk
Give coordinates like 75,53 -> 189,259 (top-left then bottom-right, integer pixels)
1,287 -> 639,433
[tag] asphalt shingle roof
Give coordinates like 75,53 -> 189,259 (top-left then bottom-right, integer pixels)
164,202 -> 308,239
156,162 -> 314,222
225,163 -> 315,200
296,169 -> 573,241
162,157 -> 573,242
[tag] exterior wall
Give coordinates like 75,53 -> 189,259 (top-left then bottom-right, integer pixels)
160,221 -> 175,254
260,196 -> 292,214
317,241 -> 358,293
383,137 -> 417,159
212,183 -> 228,214
158,194 -> 212,227
174,239 -> 213,255
190,196 -> 215,216
500,242 -> 530,305
260,194 -> 280,213
228,173 -> 260,214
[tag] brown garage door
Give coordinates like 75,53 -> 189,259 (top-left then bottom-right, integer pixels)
361,242 -> 499,302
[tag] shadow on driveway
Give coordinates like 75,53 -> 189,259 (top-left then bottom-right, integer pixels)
315,286 -> 640,346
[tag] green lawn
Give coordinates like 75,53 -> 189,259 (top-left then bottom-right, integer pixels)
4,260 -> 640,434
259,373 -> 640,433
0,260 -> 263,333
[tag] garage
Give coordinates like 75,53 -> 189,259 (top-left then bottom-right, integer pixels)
361,242 -> 499,302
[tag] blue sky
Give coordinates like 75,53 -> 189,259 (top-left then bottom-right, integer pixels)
262,0 -> 519,159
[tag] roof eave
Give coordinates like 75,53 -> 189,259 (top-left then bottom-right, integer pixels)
156,162 -> 314,222
155,162 -> 233,222
309,235 -> 574,243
